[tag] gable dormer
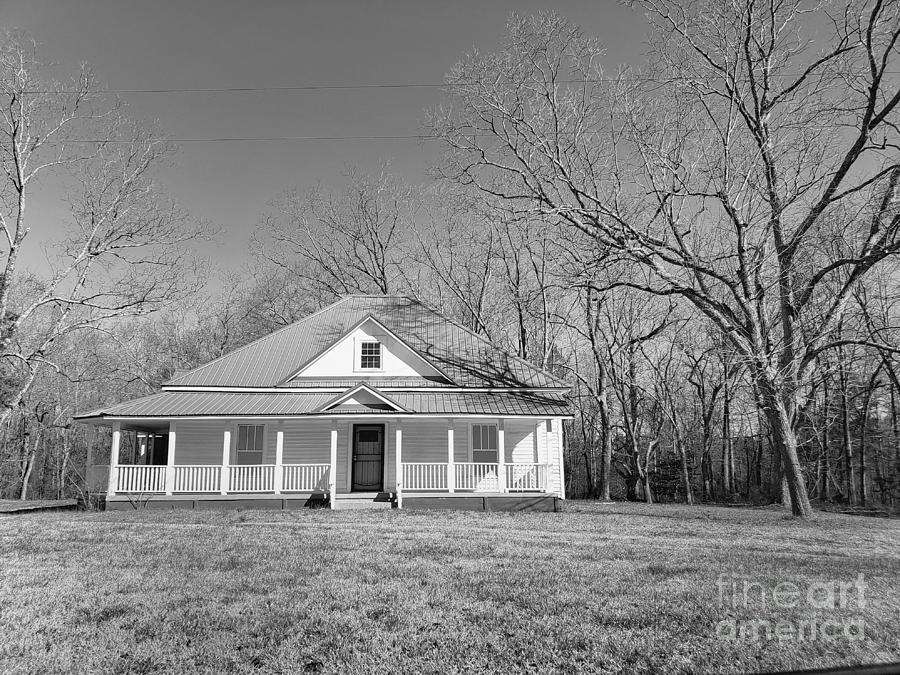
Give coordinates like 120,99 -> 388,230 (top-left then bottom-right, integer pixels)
286,316 -> 451,383
317,383 -> 408,413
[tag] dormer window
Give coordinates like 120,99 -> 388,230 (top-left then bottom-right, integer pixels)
360,341 -> 381,369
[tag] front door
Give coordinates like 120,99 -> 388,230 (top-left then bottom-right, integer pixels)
150,435 -> 168,465
352,425 -> 384,492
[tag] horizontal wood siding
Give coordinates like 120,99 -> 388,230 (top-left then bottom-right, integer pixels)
453,421 -> 468,463
402,420 -> 448,462
504,420 -> 537,464
281,420 -> 331,464
546,418 -> 562,495
174,421 -> 223,465
535,420 -> 547,467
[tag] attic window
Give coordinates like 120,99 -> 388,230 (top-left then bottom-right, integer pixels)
360,341 -> 381,369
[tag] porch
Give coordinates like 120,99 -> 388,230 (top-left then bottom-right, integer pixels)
109,461 -> 549,495
89,415 -> 564,508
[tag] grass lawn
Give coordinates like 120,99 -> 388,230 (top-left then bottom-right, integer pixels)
1,502 -> 898,674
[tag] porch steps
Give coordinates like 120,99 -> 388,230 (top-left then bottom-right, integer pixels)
332,492 -> 395,510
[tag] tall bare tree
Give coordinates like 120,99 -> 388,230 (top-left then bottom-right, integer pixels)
258,165 -> 411,303
0,33 -> 205,430
430,3 -> 900,516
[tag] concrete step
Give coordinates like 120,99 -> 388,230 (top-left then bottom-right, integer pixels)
333,491 -> 395,510
333,498 -> 394,510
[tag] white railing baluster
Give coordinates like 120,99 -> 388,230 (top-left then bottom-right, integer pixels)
117,462 -> 546,496
503,463 -> 548,492
280,464 -> 330,492
171,465 -> 221,493
400,463 -> 448,491
115,465 -> 167,493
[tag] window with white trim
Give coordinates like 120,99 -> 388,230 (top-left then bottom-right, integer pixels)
471,423 -> 498,463
236,425 -> 265,465
360,341 -> 382,369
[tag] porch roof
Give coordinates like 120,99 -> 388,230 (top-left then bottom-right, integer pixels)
75,389 -> 571,419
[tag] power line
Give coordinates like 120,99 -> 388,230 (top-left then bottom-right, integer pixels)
68,134 -> 436,143
21,72 -> 900,95
51,121 -> 884,144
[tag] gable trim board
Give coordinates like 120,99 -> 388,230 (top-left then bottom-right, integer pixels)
318,383 -> 409,413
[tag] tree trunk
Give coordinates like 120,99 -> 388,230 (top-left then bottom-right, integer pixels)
858,371 -> 878,508
817,375 -> 830,501
58,430 -> 70,501
839,354 -> 857,504
676,430 -> 693,505
597,364 -> 612,501
19,432 -> 40,501
701,442 -> 713,501
579,451 -> 590,499
722,363 -> 733,497
759,383 -> 813,518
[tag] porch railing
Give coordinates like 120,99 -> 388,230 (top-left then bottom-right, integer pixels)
455,463 -> 501,492
403,463 -> 448,491
174,465 -> 221,493
282,464 -> 330,492
506,463 -> 547,492
112,462 -> 548,494
116,465 -> 166,493
228,464 -> 276,492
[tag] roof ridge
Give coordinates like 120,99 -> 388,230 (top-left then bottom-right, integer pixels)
404,296 -> 571,390
165,296 -> 353,386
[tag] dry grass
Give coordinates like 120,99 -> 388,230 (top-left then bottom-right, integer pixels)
0,501 -> 898,674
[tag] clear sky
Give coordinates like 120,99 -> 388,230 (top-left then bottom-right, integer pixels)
0,0 -> 649,273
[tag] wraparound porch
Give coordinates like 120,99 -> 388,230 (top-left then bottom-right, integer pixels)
87,414 -> 565,508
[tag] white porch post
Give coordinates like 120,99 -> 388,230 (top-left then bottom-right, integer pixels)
558,417 -> 566,500
447,419 -> 455,493
220,427 -> 231,495
165,421 -> 177,495
395,421 -> 403,509
535,419 -> 546,492
329,421 -> 338,509
274,423 -> 284,494
85,425 -> 96,494
497,418 -> 506,493
107,422 -> 121,496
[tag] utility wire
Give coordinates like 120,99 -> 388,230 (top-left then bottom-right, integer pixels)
66,135 -> 437,143
49,122 -> 887,144
21,72 -> 900,95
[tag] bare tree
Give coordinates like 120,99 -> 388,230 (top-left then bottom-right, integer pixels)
430,3 -> 900,516
0,34 -> 205,431
258,165 -> 411,302
402,190 -> 498,337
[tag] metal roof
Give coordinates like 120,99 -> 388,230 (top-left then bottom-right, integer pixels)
75,389 -> 571,419
165,296 -> 570,389
276,376 -> 454,388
